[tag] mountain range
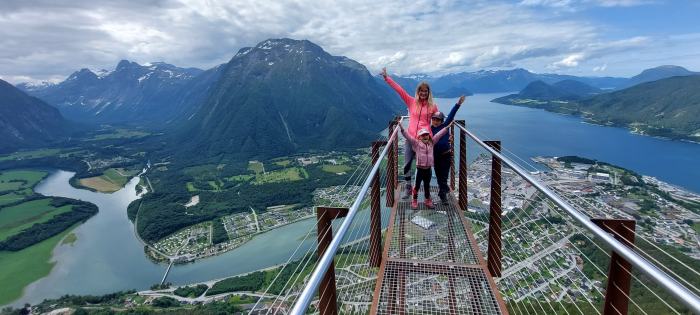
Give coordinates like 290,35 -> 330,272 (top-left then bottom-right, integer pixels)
0,79 -> 72,153
7,39 -> 700,154
626,65 -> 698,87
18,61 -> 221,126
178,38 -> 403,158
492,74 -> 700,141
391,65 -> 697,95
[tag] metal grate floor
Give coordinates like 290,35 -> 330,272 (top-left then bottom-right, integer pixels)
376,260 -> 503,315
371,186 -> 507,315
388,188 -> 479,265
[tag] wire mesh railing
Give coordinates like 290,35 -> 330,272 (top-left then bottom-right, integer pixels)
458,123 -> 700,315
248,116 -> 700,315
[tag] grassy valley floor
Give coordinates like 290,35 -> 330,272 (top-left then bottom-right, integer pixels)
0,226 -> 75,305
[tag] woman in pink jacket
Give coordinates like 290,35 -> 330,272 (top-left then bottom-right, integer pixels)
399,122 -> 451,209
381,67 -> 439,198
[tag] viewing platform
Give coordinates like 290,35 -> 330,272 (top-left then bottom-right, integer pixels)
371,187 -> 507,314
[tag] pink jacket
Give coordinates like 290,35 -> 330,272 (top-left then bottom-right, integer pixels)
384,75 -> 438,138
401,127 -> 449,168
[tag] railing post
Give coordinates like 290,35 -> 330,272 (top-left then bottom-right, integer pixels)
449,123 -> 456,191
393,116 -> 400,187
386,118 -> 398,207
592,218 -> 636,315
370,140 -> 387,268
316,207 -> 349,315
456,120 -> 467,211
485,140 -> 502,277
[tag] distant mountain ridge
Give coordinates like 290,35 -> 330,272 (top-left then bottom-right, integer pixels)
18,61 -> 222,126
392,68 -> 627,94
493,79 -> 601,103
626,65 -> 698,87
393,65 -> 698,95
178,38 -> 403,159
0,79 -> 72,153
492,75 -> 700,141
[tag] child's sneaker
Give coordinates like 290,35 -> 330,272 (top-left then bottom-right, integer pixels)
402,183 -> 412,199
438,192 -> 448,205
425,198 -> 435,209
411,198 -> 418,209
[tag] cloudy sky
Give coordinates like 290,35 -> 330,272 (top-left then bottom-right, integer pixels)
1,0 -> 699,84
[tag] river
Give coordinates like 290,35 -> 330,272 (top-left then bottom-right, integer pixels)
11,92 -> 700,307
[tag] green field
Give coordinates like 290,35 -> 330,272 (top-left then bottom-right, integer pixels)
248,161 -> 264,174
183,164 -> 219,178
186,182 -> 198,192
228,174 -> 254,182
0,192 -> 28,206
0,199 -> 73,241
208,180 -> 224,192
273,159 -> 292,167
87,129 -> 150,141
102,168 -> 132,187
254,167 -> 308,185
321,164 -> 352,174
0,226 -> 74,305
0,170 -> 48,189
0,149 -> 63,162
79,168 -> 133,192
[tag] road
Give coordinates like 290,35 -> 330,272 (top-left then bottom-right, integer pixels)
514,254 -> 577,302
499,232 -> 574,279
250,206 -> 261,232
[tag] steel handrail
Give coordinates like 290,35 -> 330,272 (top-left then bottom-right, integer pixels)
454,122 -> 700,314
289,117 -> 403,314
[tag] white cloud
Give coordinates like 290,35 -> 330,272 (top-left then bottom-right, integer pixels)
591,0 -> 656,7
520,0 -> 655,8
550,53 -> 585,68
0,0 -> 695,83
593,63 -> 608,71
519,0 -> 573,7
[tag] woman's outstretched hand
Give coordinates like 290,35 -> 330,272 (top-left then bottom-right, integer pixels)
380,67 -> 388,79
457,95 -> 466,105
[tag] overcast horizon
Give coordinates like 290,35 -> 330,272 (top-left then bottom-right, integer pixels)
2,0 -> 699,84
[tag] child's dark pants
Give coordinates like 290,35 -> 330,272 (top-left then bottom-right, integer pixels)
434,151 -> 452,197
413,167 -> 432,199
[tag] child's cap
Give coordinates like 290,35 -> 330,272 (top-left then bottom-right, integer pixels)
417,128 -> 430,136
431,112 -> 445,120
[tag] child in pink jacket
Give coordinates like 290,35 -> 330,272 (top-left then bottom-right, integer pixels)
399,122 -> 452,209
381,68 -> 439,199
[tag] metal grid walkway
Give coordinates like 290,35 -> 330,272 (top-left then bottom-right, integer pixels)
371,186 -> 508,315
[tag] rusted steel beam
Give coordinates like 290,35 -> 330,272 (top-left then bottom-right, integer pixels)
453,193 -> 511,315
370,140 -> 387,268
316,207 -> 349,315
456,120 -> 468,211
386,118 -> 399,207
450,123 -> 456,191
485,140 -> 503,277
369,188 -> 400,315
592,218 -> 636,315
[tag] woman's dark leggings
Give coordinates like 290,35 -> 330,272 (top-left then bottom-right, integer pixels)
413,167 -> 432,199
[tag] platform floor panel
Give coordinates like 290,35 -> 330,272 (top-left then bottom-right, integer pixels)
371,185 -> 507,315
375,260 -> 503,315
389,192 -> 480,265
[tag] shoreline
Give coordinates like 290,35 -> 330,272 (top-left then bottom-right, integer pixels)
494,100 -> 699,144
150,212 -> 317,266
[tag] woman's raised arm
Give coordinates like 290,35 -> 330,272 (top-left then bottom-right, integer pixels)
381,67 -> 413,107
